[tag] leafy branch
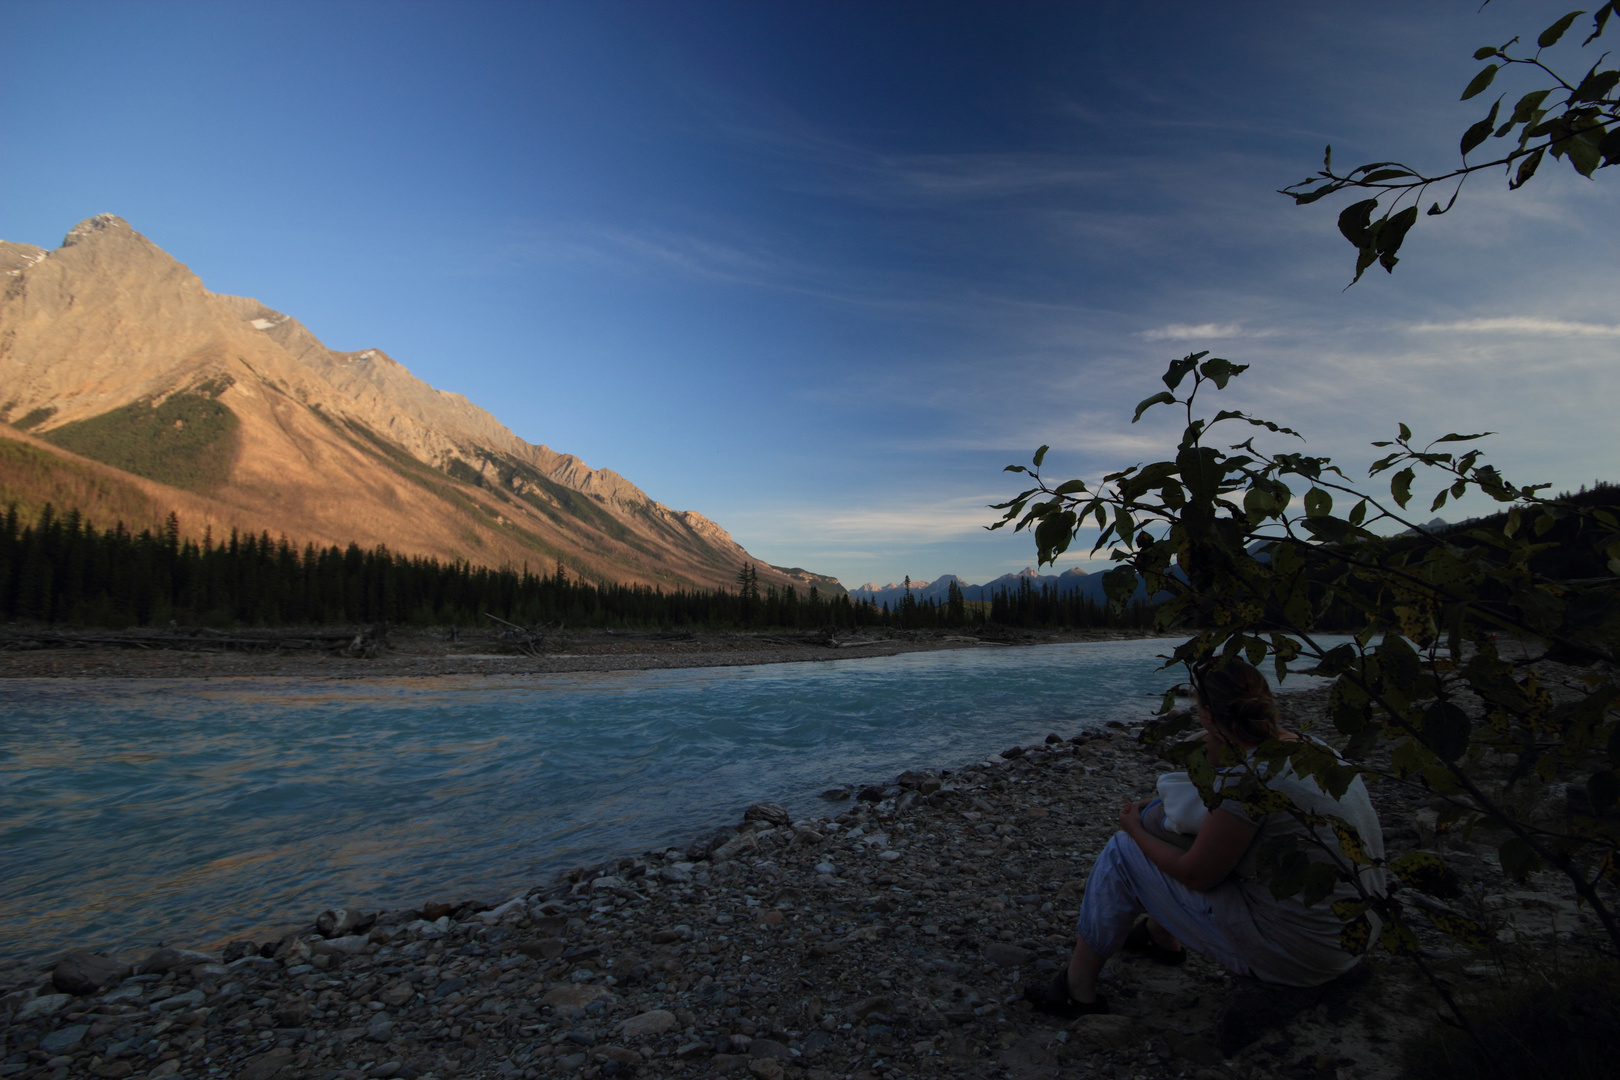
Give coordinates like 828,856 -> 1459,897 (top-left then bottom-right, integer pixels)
1281,4 -> 1620,283
994,352 -> 1620,968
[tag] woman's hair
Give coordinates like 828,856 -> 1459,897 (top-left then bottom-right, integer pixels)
1191,659 -> 1281,744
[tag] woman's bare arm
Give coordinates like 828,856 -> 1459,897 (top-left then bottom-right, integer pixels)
1118,799 -> 1257,891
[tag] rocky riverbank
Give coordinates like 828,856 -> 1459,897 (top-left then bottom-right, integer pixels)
0,687 -> 1602,1080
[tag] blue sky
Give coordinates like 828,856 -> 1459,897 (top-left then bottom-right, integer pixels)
3,1 -> 1616,588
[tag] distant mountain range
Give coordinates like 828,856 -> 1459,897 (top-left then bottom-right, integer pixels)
850,566 -> 1136,608
0,215 -> 843,596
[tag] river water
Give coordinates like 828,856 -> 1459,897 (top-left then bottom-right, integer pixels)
0,638 -> 1309,967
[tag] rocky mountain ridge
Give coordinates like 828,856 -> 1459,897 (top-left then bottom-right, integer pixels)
0,215 -> 842,596
851,567 -> 1099,607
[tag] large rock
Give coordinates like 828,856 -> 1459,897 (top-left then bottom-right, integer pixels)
16,994 -> 72,1021
52,951 -> 127,995
476,897 -> 529,923
272,935 -> 313,964
221,940 -> 259,963
743,803 -> 791,828
710,832 -> 758,863
39,1024 -> 89,1054
686,826 -> 736,861
312,934 -> 370,956
619,1009 -> 677,1038
137,947 -> 217,974
316,907 -> 359,937
365,1014 -> 394,1043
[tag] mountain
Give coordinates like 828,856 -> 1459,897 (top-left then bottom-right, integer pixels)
0,215 -> 844,596
849,565 -> 1131,608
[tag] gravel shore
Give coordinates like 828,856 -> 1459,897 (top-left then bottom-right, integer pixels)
1,681 -> 1601,1080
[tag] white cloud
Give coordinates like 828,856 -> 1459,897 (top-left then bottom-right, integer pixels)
1408,317 -> 1620,338
1140,322 -> 1281,341
726,495 -> 1008,545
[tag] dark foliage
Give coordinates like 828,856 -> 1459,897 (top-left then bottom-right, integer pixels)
0,504 -> 1155,632
1402,962 -> 1620,1080
39,391 -> 240,492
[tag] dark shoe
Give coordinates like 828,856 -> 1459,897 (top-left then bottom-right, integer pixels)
1124,919 -> 1187,965
1022,966 -> 1110,1019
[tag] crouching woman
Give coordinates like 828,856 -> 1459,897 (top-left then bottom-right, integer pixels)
1028,659 -> 1386,1016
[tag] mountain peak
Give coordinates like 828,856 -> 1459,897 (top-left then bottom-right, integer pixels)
0,213 -> 836,595
61,214 -> 134,248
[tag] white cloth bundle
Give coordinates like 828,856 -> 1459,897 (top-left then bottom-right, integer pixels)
1156,771 -> 1208,835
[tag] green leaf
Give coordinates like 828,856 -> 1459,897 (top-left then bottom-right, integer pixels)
1102,565 -> 1138,613
1584,2 -> 1615,45
1333,820 -> 1372,866
1133,391 -> 1176,423
1376,206 -> 1419,271
1512,146 -> 1546,188
1348,499 -> 1368,526
1538,10 -> 1585,49
1424,908 -> 1490,949
1391,467 -> 1415,509
1398,422 -> 1412,441
1498,836 -> 1543,881
1339,915 -> 1374,955
1474,46 -> 1499,60
1337,199 -> 1378,248
1034,511 -> 1076,563
1422,701 -> 1471,762
1033,445 -> 1049,469
1379,917 -> 1423,956
1198,356 -> 1248,389
1461,63 -> 1499,100
1566,125 -> 1604,176
1303,487 -> 1332,518
1244,487 -> 1279,523
1163,353 -> 1204,391
1392,851 -> 1459,897
1510,89 -> 1553,126
1461,98 -> 1502,156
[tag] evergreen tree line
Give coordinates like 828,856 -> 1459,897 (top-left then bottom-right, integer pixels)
0,503 -> 1157,631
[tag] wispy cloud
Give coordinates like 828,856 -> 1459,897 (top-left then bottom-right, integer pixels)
726,495 -> 1008,545
1409,317 -> 1620,338
1140,322 -> 1282,341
